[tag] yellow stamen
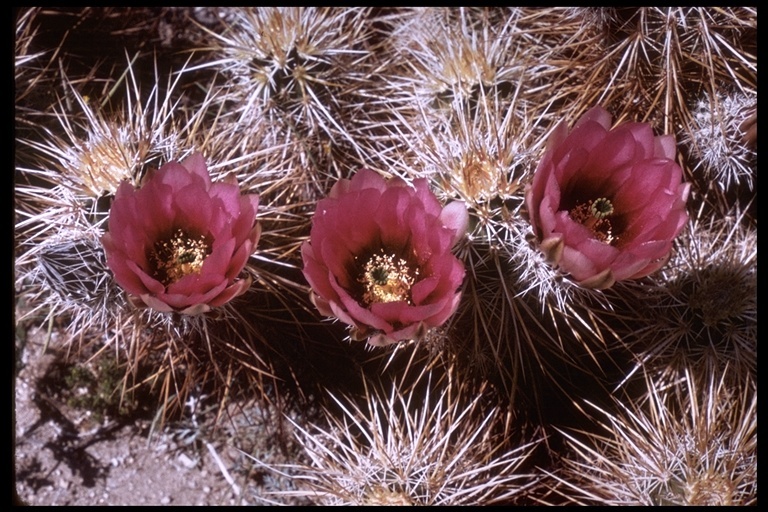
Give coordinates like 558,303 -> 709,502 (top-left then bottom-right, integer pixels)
359,252 -> 419,305
569,197 -> 617,244
151,228 -> 211,285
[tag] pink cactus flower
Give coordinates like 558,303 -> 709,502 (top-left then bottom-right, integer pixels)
525,106 -> 690,289
101,152 -> 261,315
302,168 -> 468,346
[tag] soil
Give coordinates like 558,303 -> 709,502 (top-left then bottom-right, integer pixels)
15,327 -> 227,505
13,323 -> 309,506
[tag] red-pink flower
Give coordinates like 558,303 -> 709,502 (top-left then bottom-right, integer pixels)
525,106 -> 690,289
101,152 -> 261,315
302,168 -> 468,346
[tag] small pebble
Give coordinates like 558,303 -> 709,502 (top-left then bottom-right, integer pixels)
178,453 -> 196,469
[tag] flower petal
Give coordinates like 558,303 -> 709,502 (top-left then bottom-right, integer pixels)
179,152 -> 211,186
301,167 -> 467,345
102,152 -> 259,313
439,200 -> 469,247
526,106 -> 688,289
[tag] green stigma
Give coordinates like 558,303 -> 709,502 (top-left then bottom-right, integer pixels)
590,197 -> 614,219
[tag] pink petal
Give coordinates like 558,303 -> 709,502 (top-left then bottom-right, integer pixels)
608,254 -> 652,282
376,190 -> 414,250
167,271 -> 227,298
328,177 -> 352,199
584,130 -> 637,176
546,120 -> 570,151
328,299 -> 362,330
103,219 -> 147,267
613,162 -> 676,214
553,146 -> 590,184
315,189 -> 382,254
537,187 -> 561,238
412,208 -> 452,259
317,233 -> 357,289
575,105 -> 613,131
208,276 -> 251,307
629,253 -> 671,279
310,290 -> 333,317
370,300 -> 441,326
347,168 -> 389,194
558,245 -> 600,282
424,255 -> 465,293
225,239 -> 253,280
201,236 -> 236,275
553,122 -> 606,169
128,259 -> 166,295
439,201 -> 469,246
627,239 -> 671,261
654,134 -> 677,160
526,149 -> 563,232
617,122 -> 656,158
572,237 -> 620,272
301,242 -> 339,302
157,161 -> 203,192
424,291 -> 462,327
139,293 -> 175,313
171,184 -> 215,233
246,193 -> 260,215
412,177 -> 444,216
136,181 -> 175,239
208,181 -> 246,219
160,280 -> 228,310
552,210 -> 593,246
411,275 -> 440,305
328,274 -> 391,332
248,223 -> 262,248
179,152 -> 212,187
102,245 -> 152,297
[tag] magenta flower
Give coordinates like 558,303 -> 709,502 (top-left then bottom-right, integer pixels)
101,152 -> 261,315
525,106 -> 690,289
302,168 -> 468,346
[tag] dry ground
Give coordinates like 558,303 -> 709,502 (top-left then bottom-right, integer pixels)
13,321 -> 310,506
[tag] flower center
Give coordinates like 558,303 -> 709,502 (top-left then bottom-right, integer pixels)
359,252 -> 419,305
569,197 -> 618,244
151,228 -> 211,286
